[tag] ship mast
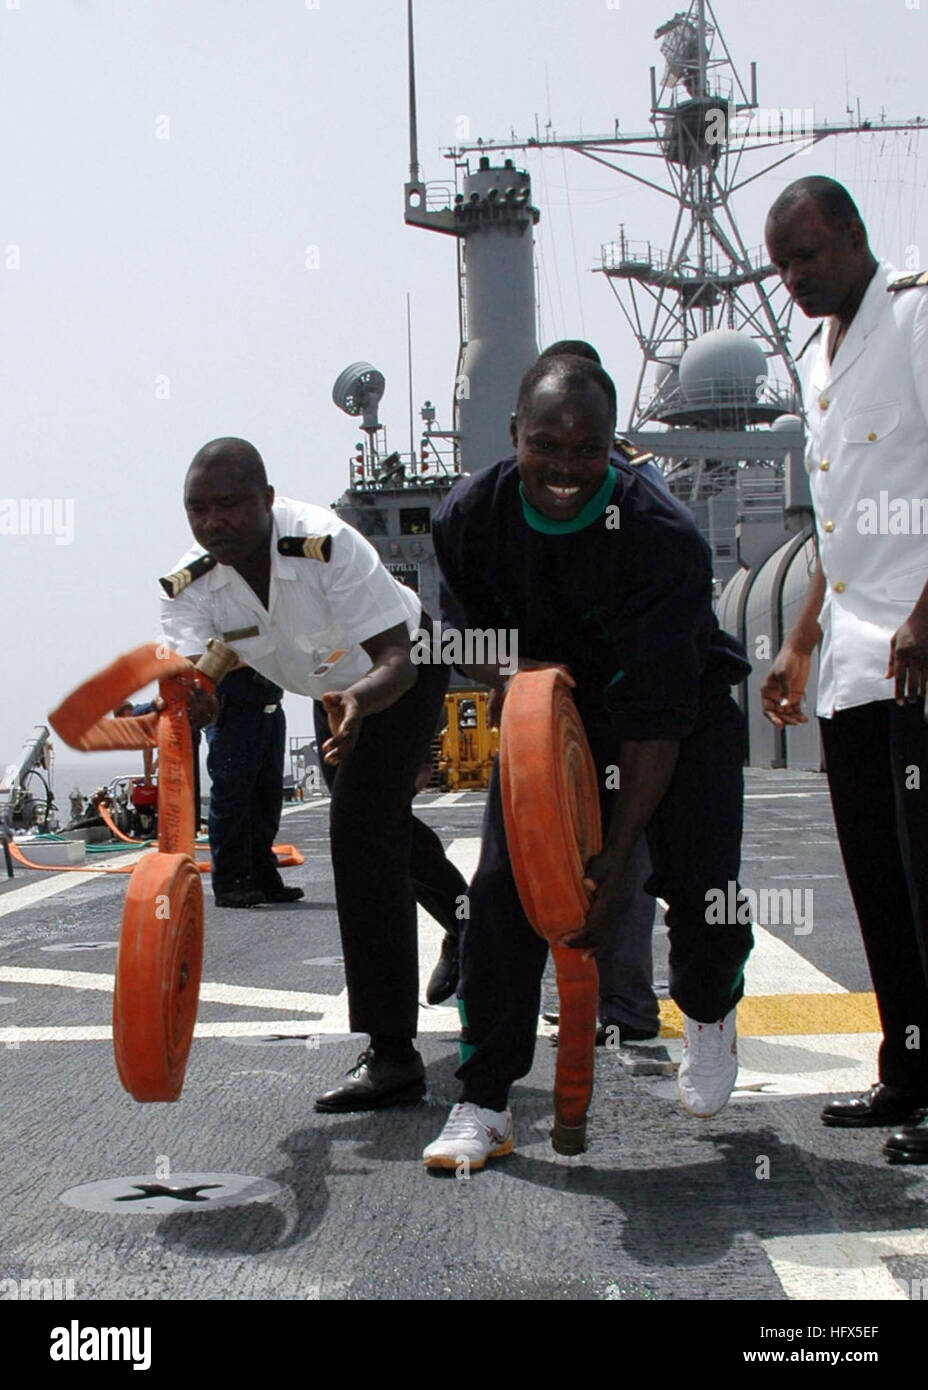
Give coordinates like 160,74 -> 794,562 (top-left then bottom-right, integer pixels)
404,0 -> 539,476
444,0 -> 923,431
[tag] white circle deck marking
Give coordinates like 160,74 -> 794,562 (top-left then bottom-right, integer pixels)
60,1172 -> 281,1215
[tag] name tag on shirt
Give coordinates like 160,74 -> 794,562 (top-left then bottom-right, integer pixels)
312,649 -> 348,676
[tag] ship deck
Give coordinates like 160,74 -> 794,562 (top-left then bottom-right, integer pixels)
1,768 -> 925,1340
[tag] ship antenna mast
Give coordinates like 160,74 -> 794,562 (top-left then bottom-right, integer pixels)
444,0 -> 923,430
407,0 -> 420,185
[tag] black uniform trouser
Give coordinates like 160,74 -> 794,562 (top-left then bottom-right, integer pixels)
458,692 -> 752,1111
409,819 -> 470,938
820,701 -> 928,1093
595,834 -> 659,1034
206,699 -> 286,896
313,658 -> 455,1038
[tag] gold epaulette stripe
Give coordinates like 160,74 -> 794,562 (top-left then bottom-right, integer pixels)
614,439 -> 655,467
277,534 -> 333,562
158,552 -> 218,598
888,270 -> 928,292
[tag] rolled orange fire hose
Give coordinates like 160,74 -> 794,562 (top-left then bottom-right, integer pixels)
499,668 -> 601,1155
48,640 -> 236,1101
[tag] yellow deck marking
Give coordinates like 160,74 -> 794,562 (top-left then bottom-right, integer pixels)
658,992 -> 879,1038
0,990 -> 881,1047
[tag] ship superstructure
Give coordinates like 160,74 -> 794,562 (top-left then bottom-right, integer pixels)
330,0 -> 923,771
330,5 -> 543,657
443,1 -> 921,593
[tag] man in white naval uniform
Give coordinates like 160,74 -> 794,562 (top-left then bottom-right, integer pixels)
762,177 -> 928,1162
161,437 -> 459,1112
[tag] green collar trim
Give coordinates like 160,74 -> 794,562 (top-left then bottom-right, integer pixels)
519,466 -> 617,534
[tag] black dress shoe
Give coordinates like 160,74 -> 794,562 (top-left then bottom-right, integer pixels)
595,1021 -> 659,1047
426,933 -> 459,1005
262,885 -> 305,903
821,1083 -> 928,1128
314,1049 -> 426,1113
214,888 -> 266,908
884,1117 -> 928,1163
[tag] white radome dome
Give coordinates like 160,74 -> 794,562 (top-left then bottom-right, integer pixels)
678,329 -> 767,403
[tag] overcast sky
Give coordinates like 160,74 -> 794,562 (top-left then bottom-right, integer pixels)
1,0 -> 926,796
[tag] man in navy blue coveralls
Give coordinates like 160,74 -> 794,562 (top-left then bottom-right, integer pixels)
205,666 -> 303,907
422,354 -> 753,1170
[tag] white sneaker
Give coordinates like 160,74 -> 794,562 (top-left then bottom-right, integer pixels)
422,1102 -> 514,1171
678,1008 -> 738,1117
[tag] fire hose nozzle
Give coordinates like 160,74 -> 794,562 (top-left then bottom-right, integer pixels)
195,638 -> 239,686
550,1118 -> 587,1156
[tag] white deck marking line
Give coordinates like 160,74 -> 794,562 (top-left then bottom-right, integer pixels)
0,967 -> 335,1013
653,893 -> 844,997
0,838 -> 852,1049
416,836 -> 481,1003
413,800 -> 486,811
446,836 -> 482,879
0,850 -> 148,917
743,791 -> 828,799
0,1021 -> 332,1043
0,1019 -> 460,1043
0,1026 -> 882,1057
645,1033 -> 879,1103
762,1228 -> 928,1301
0,808 -> 310,918
200,981 -> 335,1010
1,833 -> 484,1039
744,925 -> 845,995
3,835 -> 842,1002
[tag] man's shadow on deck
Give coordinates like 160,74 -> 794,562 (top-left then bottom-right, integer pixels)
155,1045 -> 928,1266
154,1043 -> 466,1255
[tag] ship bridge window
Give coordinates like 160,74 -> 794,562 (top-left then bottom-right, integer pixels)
354,508 -> 388,538
400,507 -> 431,535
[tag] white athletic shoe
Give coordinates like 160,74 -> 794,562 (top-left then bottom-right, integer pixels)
422,1102 -> 514,1171
678,1008 -> 738,1117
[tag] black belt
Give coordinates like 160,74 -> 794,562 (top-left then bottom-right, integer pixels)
222,699 -> 281,713
219,666 -> 283,704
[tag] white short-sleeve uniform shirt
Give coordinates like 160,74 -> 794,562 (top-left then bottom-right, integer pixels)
160,497 -> 422,700
800,262 -> 928,717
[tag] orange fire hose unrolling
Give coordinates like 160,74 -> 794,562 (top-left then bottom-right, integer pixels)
48,641 -> 229,1101
48,645 -> 191,750
8,833 -> 304,875
92,800 -> 303,867
499,668 -> 601,1155
48,640 -> 306,1100
95,801 -> 152,844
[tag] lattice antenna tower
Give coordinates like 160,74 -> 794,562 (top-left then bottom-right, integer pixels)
445,0 -> 923,436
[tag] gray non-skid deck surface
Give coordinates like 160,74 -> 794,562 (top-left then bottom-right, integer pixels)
0,770 -> 926,1301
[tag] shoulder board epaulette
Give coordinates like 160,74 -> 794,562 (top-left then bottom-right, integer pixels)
277,534 -> 332,562
159,552 -> 217,598
888,270 -> 928,292
614,438 -> 655,467
794,323 -> 823,362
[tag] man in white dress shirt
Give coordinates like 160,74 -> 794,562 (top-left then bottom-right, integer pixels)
161,437 -> 456,1112
762,177 -> 928,1162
